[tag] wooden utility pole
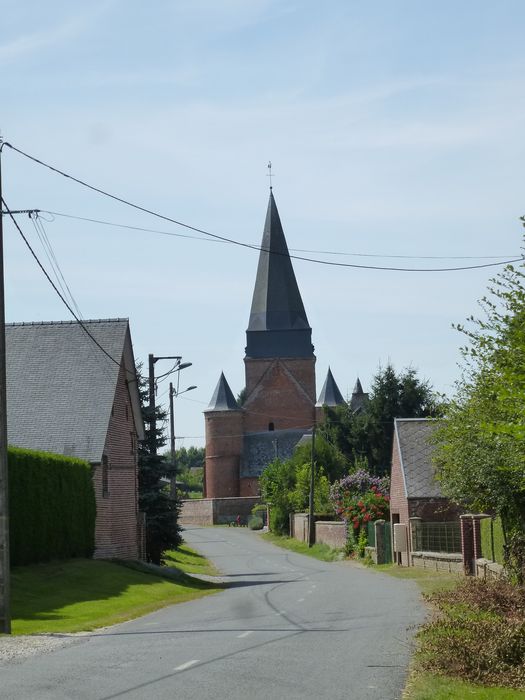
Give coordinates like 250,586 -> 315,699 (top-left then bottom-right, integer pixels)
0,139 -> 11,633
148,353 -> 157,455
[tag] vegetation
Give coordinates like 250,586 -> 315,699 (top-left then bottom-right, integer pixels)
433,263 -> 525,577
10,555 -> 220,635
175,446 -> 204,498
9,447 -> 95,566
405,674 -> 525,700
248,516 -> 264,530
261,533 -> 344,562
416,578 -> 525,690
163,544 -> 219,576
137,365 -> 182,565
480,517 -> 506,565
259,434 -> 345,534
323,364 -> 443,475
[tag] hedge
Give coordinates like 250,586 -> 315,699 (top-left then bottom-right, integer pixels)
480,516 -> 505,565
8,446 -> 96,565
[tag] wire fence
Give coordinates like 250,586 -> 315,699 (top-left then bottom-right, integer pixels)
411,521 -> 462,554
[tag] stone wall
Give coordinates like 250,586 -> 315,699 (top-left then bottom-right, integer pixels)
410,551 -> 463,573
315,521 -> 345,549
292,513 -> 309,542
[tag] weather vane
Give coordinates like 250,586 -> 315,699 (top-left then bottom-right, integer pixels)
267,161 -> 274,190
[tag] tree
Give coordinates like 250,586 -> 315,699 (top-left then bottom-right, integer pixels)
137,365 -> 182,564
323,364 -> 442,475
433,263 -> 525,537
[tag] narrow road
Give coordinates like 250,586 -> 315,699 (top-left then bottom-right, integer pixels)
0,527 -> 424,699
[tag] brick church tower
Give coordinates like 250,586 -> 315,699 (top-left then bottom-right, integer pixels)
204,192 -> 346,498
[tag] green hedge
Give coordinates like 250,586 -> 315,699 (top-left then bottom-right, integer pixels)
480,516 -> 505,565
8,447 -> 96,565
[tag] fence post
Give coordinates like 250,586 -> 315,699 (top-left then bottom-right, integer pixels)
460,514 -> 474,575
375,519 -> 386,564
409,517 -> 422,552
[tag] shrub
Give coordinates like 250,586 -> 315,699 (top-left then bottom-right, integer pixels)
418,578 -> 525,689
330,469 -> 390,532
9,447 -> 96,565
248,516 -> 264,530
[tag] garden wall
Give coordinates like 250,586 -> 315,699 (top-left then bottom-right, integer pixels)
315,521 -> 345,549
410,551 -> 463,573
180,497 -> 260,526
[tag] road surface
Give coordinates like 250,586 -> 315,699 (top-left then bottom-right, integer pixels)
0,526 -> 424,699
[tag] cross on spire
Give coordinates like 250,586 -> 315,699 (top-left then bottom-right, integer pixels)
267,161 -> 274,190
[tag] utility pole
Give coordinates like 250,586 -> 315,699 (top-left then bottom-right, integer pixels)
308,425 -> 316,547
168,378 -> 196,498
169,382 -> 175,464
148,353 -> 157,455
0,139 -> 11,633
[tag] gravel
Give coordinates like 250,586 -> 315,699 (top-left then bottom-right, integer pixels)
0,633 -> 85,664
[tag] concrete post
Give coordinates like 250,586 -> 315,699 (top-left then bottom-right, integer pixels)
375,519 -> 386,564
409,517 -> 423,552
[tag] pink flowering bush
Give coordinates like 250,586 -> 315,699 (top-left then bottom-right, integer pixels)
330,469 -> 390,531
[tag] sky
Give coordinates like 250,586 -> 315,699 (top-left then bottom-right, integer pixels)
1,0 -> 525,448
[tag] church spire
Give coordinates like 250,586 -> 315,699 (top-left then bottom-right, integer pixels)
246,192 -> 313,359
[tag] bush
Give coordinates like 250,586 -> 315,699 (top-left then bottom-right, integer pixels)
248,516 -> 264,530
9,446 -> 96,565
418,578 -> 525,689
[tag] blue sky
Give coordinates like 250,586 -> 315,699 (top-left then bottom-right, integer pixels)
2,1 -> 524,447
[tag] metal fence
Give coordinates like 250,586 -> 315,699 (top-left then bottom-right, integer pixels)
411,521 -> 461,554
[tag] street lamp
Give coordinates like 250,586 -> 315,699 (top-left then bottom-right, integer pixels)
169,381 -> 197,497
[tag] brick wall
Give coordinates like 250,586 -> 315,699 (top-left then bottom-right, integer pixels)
240,477 -> 260,496
180,497 -> 260,525
243,358 -> 316,433
93,363 -> 139,560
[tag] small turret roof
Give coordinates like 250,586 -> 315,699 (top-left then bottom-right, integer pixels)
205,372 -> 239,412
353,377 -> 364,395
316,367 -> 345,407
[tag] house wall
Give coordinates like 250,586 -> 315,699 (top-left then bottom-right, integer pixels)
93,363 -> 139,560
408,499 -> 463,521
389,432 -> 410,565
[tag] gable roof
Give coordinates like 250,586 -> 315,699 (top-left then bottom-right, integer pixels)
6,318 -> 144,463
246,192 -> 313,359
316,367 -> 345,407
394,418 -> 442,499
205,372 -> 239,412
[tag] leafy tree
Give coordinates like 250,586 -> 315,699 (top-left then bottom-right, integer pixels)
291,463 -> 331,514
174,446 -> 204,497
323,364 -> 442,475
433,263 -> 525,538
137,364 -> 182,564
259,458 -> 296,534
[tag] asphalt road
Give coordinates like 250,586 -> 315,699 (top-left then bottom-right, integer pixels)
0,526 -> 424,700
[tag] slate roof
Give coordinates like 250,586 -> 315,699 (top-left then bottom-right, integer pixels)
205,372 -> 239,412
350,377 -> 369,413
395,418 -> 442,498
316,367 -> 345,407
6,318 -> 144,463
246,192 -> 313,359
241,428 -> 306,477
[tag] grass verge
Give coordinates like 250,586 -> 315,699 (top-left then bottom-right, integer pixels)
370,562 -> 460,595
163,544 -> 219,576
261,532 -> 344,562
10,552 -> 221,636
404,673 -> 525,699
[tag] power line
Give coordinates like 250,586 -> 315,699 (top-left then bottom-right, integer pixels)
39,210 -> 518,262
4,143 -> 523,273
2,197 -> 124,371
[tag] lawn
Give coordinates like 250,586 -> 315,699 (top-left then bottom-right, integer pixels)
261,532 -> 344,562
405,674 -> 525,699
163,543 -> 219,576
372,562 -> 461,595
9,549 -> 221,636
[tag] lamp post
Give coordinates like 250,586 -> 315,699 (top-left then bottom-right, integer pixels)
147,354 -> 184,455
169,380 -> 197,497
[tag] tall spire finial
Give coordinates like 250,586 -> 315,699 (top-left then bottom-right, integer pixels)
267,161 -> 274,190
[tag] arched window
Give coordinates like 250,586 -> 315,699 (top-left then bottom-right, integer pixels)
268,422 -> 275,431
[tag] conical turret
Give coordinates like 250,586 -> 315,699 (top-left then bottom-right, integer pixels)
246,192 -> 313,359
316,367 -> 345,407
350,377 -> 368,414
205,372 -> 238,412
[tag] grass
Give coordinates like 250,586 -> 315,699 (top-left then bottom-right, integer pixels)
404,674 -> 525,699
261,532 -> 344,561
9,549 -> 221,636
163,544 -> 219,576
371,562 -> 461,595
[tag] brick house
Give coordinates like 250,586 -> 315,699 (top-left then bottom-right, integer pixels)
6,318 -> 144,559
204,192 -> 356,498
389,418 -> 462,565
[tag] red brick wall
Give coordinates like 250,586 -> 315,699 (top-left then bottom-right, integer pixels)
243,358 -> 316,432
204,411 -> 243,498
240,477 -> 260,496
93,363 -> 140,560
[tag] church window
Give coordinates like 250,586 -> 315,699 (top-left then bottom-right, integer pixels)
268,422 -> 275,431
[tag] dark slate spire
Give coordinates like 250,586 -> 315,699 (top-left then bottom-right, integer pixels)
246,192 -> 313,359
205,372 -> 239,412
350,377 -> 368,414
316,367 -> 345,407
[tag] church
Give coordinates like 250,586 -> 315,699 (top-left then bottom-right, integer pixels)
203,191 -> 367,498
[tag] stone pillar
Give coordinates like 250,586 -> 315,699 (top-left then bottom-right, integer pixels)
374,519 -> 386,564
460,514 -> 474,575
409,517 -> 423,552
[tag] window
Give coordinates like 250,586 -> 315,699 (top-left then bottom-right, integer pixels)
102,455 -> 109,497
268,422 -> 275,431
